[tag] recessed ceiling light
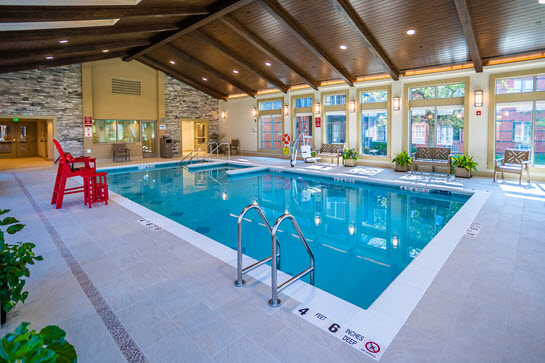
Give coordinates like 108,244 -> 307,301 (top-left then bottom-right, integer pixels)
407,29 -> 416,35
59,39 -> 68,43
202,77 -> 207,81
233,70 -> 239,74
169,60 -> 175,64
102,49 -> 109,53
340,45 -> 347,50
45,56 -> 53,60
265,62 -> 271,66
539,0 -> 545,4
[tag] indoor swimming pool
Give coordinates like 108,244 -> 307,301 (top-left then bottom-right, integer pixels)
106,165 -> 470,310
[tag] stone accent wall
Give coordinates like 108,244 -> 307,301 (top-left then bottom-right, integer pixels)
0,65 -> 83,155
164,75 -> 219,155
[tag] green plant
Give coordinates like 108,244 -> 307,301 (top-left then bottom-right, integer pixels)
451,154 -> 478,172
1,209 -> 43,313
0,322 -> 77,362
392,151 -> 412,167
342,148 -> 358,161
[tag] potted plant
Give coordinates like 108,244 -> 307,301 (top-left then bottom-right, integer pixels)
342,148 -> 358,167
451,154 -> 478,178
0,322 -> 77,362
1,209 -> 43,325
392,151 -> 412,172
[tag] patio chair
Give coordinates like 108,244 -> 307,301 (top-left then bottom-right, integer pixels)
494,149 -> 530,185
231,139 -> 239,155
113,143 -> 130,162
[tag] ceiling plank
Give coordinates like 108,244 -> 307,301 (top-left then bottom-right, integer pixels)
453,0 -> 483,72
138,55 -> 228,100
193,30 -> 288,93
258,0 -> 354,87
0,23 -> 178,43
0,50 -> 129,74
164,44 -> 256,98
0,6 -> 208,22
331,0 -> 399,81
221,16 -> 319,90
3,40 -> 151,59
124,0 -> 253,62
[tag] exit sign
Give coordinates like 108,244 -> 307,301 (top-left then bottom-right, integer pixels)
13,118 -> 19,121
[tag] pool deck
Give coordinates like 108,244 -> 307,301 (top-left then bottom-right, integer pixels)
1,155 -> 544,362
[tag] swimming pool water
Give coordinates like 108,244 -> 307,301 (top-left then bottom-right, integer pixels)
107,166 -> 469,309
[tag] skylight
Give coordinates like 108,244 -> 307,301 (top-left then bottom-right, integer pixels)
0,19 -> 119,32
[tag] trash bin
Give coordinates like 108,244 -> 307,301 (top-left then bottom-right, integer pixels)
160,138 -> 172,158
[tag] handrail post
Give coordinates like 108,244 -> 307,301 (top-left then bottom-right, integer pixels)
269,224 -> 281,307
234,209 -> 246,287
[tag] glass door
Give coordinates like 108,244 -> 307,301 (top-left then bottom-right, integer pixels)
194,122 -> 207,148
0,122 -> 16,158
141,121 -> 156,158
16,122 -> 38,157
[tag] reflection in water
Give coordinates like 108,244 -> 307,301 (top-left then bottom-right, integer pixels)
108,167 -> 468,309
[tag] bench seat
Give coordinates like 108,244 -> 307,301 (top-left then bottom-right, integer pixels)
412,147 -> 452,176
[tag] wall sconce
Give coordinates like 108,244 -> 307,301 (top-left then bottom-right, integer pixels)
349,99 -> 356,113
314,102 -> 321,115
393,97 -> 400,111
252,108 -> 257,117
284,104 -> 289,116
474,90 -> 483,107
221,110 -> 225,119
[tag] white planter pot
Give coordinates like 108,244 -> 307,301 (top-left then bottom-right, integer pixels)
344,159 -> 357,167
395,164 -> 409,172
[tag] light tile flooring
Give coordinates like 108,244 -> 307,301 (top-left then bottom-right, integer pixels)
1,155 -> 544,362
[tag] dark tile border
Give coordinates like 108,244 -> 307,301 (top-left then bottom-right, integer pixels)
14,173 -> 149,363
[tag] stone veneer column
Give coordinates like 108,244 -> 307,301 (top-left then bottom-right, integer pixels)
164,75 -> 219,155
0,65 -> 83,155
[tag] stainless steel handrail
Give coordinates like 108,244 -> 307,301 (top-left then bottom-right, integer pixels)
178,142 -> 209,165
269,213 -> 315,307
198,142 -> 231,163
234,204 -> 281,287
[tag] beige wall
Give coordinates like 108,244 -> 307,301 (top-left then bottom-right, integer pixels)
221,58 -> 545,178
82,58 -> 164,161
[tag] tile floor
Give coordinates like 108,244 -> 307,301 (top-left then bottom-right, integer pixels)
1,155 -> 544,362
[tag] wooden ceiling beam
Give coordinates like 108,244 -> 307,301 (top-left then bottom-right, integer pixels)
258,0 -> 354,87
193,30 -> 288,93
332,0 -> 399,81
221,16 -> 319,90
124,0 -> 253,62
0,24 -> 179,43
453,0 -> 483,72
0,50 -> 129,74
3,39 -> 151,59
164,44 -> 256,98
138,56 -> 228,100
0,6 -> 208,22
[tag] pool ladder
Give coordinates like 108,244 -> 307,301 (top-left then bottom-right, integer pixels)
178,142 -> 218,167
234,204 -> 315,307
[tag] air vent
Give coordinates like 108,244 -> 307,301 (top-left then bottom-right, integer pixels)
112,78 -> 141,95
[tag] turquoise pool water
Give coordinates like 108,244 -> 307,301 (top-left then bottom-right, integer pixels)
107,165 -> 469,309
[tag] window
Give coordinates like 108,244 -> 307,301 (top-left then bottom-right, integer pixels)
412,124 -> 426,145
410,83 -> 465,100
117,120 -> 140,142
259,100 -> 282,111
361,110 -> 387,155
295,113 -> 312,149
438,126 -> 453,145
362,91 -> 387,103
325,94 -> 346,106
295,97 -> 312,108
325,112 -> 346,143
496,77 -> 534,94
92,119 -> 119,143
260,114 -> 283,150
493,72 -> 545,166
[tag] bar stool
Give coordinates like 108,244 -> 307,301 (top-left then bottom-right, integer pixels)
83,172 -> 109,208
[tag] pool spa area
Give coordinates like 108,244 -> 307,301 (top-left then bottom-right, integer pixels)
2,1 -> 545,361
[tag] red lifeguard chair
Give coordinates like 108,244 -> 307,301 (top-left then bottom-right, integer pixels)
51,139 -> 108,209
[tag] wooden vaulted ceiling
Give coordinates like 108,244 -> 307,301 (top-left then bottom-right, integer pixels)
1,0 -> 545,100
